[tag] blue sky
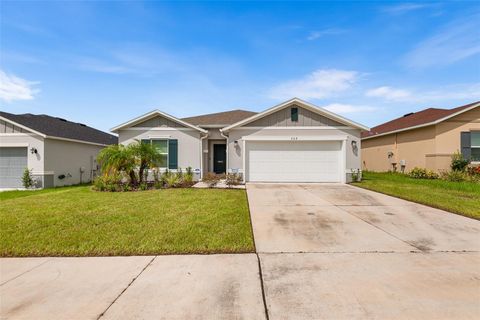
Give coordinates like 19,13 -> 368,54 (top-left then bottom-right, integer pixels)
1,1 -> 479,132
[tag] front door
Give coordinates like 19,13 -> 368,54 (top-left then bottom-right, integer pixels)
213,144 -> 226,174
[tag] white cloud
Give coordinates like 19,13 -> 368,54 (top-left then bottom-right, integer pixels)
307,28 -> 346,40
268,69 -> 359,100
323,103 -> 377,114
366,83 -> 480,103
0,70 -> 39,102
383,3 -> 433,14
366,86 -> 412,100
405,14 -> 480,68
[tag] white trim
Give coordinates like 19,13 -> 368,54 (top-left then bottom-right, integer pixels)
200,133 -> 209,179
341,140 -> 347,183
221,98 -> 369,132
0,142 -> 29,147
220,131 -> 229,172
241,135 -> 348,141
45,135 -> 109,147
362,103 -> 480,140
110,110 -> 208,133
0,116 -> 46,137
233,126 -> 352,130
120,127 -> 197,131
0,133 -> 39,137
31,171 -> 54,175
198,124 -> 228,128
147,135 -> 172,139
242,139 -> 246,183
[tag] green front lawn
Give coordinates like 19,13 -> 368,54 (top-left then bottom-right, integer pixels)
352,172 -> 480,220
0,186 -> 254,257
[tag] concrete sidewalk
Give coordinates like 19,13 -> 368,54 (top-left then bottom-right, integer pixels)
1,254 -> 265,320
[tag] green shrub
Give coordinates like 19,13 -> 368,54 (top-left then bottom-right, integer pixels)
22,168 -> 34,189
451,151 -> 469,172
93,175 -> 121,192
408,167 -> 439,179
139,182 -> 148,191
183,167 -> 194,185
166,174 -> 180,188
440,170 -> 467,182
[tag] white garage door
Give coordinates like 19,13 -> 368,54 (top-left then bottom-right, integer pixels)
0,147 -> 28,188
246,141 -> 342,182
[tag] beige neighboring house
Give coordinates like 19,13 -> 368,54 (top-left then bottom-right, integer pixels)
361,101 -> 480,173
111,98 -> 369,183
0,112 -> 117,188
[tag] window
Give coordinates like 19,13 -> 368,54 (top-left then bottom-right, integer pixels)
142,139 -> 168,168
141,139 -> 178,169
291,107 -> 298,122
152,140 -> 168,167
472,132 -> 480,162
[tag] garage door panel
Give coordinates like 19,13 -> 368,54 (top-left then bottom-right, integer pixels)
0,147 -> 28,188
247,141 -> 342,182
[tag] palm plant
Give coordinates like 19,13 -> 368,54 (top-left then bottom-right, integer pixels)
97,144 -> 137,185
130,141 -> 161,183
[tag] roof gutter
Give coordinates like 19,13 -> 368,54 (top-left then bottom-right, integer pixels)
199,132 -> 209,179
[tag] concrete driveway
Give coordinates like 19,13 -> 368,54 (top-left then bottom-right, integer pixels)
1,184 -> 479,319
248,183 -> 480,319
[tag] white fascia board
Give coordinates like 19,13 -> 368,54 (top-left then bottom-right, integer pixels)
0,116 -> 46,137
362,103 -> 480,140
0,142 -> 30,147
242,135 -> 348,141
233,126 -> 352,130
121,127 -> 197,131
221,98 -> 370,132
110,109 -> 207,134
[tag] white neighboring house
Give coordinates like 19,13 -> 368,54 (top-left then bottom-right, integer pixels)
111,98 -> 369,183
0,112 -> 117,188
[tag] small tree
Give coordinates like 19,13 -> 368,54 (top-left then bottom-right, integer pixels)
130,141 -> 161,183
22,168 -> 34,189
451,151 -> 469,172
97,144 -> 137,185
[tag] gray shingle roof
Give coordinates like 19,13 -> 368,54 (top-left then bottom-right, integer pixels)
0,111 -> 117,145
182,109 -> 257,126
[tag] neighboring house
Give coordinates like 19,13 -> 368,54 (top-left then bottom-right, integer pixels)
0,112 -> 117,188
361,101 -> 480,172
111,98 -> 369,183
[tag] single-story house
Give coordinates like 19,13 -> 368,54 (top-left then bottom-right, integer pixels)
361,101 -> 480,172
0,112 -> 117,188
111,98 -> 369,183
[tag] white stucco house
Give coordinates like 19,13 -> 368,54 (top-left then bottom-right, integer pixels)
0,112 -> 117,188
111,98 -> 369,183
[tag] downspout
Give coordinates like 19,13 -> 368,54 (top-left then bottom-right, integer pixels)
220,129 -> 229,173
200,132 -> 209,180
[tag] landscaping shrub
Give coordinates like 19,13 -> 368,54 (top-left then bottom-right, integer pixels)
408,167 -> 438,179
226,173 -> 242,187
183,167 -> 194,185
21,168 -> 34,189
164,171 -> 180,188
203,172 -> 222,188
450,151 -> 469,172
439,170 -> 467,182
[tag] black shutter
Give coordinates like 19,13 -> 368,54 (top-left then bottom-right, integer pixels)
460,132 -> 471,159
168,139 -> 178,169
